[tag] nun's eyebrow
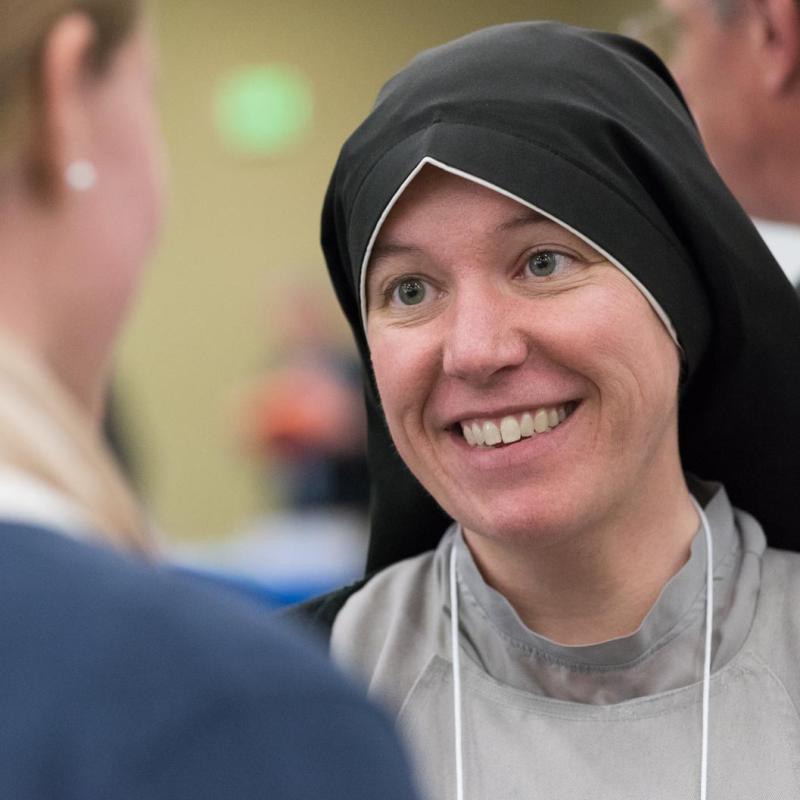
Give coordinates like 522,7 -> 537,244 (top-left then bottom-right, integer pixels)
494,210 -> 548,232
370,242 -> 425,263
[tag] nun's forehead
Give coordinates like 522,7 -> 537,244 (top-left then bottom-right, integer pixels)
357,156 -> 678,346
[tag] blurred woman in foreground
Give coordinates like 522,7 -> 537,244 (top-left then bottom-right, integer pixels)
0,5 -> 423,799
0,0 -> 162,552
295,22 -> 800,799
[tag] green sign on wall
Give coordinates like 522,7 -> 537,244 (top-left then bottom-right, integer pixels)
215,65 -> 314,156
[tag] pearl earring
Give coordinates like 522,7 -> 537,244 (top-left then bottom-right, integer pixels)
64,160 -> 97,191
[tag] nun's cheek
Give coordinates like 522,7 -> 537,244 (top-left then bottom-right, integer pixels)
369,332 -> 438,447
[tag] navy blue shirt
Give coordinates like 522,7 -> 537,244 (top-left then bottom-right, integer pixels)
0,522 -> 419,799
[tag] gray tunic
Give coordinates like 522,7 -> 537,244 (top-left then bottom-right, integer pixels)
331,484 -> 800,798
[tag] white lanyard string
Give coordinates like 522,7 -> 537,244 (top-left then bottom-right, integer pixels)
449,498 -> 714,800
449,542 -> 465,800
693,496 -> 714,800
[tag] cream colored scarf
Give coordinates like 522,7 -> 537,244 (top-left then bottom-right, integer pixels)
0,335 -> 153,555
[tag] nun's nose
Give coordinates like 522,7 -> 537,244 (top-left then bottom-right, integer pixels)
442,290 -> 528,384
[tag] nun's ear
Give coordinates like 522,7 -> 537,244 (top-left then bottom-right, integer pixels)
750,0 -> 800,93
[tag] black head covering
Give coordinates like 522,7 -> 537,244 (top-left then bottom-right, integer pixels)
321,22 -> 800,573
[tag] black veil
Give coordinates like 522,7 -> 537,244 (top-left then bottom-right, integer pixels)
321,22 -> 800,572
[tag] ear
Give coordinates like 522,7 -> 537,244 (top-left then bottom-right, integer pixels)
31,13 -> 97,199
749,0 -> 800,93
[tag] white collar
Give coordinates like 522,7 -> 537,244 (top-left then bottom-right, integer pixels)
0,466 -> 92,541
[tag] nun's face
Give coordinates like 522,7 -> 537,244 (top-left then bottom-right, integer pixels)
365,167 -> 683,545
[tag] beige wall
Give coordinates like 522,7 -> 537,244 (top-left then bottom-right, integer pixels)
118,0 -> 648,542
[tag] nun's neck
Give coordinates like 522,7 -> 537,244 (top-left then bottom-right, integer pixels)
462,471 -> 700,646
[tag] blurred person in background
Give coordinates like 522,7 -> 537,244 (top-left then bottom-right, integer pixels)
174,282 -> 370,607
244,283 -> 369,514
228,282 -> 369,606
659,0 -> 800,226
627,0 -> 800,288
0,2 -> 421,798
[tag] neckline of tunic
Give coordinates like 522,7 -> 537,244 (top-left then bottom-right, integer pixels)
446,481 -> 764,703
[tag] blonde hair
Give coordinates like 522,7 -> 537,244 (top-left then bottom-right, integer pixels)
0,335 -> 155,555
0,0 -> 141,170
0,1 -> 153,556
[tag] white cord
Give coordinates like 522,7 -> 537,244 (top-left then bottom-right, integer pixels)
449,500 -> 715,800
449,544 -> 465,800
691,496 -> 715,800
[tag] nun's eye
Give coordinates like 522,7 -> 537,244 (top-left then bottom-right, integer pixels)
526,251 -> 573,277
393,277 -> 427,306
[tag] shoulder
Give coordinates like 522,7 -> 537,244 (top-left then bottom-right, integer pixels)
760,545 -> 800,595
745,546 -> 800,702
0,520 -> 308,673
328,550 -> 445,706
0,522 -> 418,799
732,508 -> 800,643
748,545 -> 800,635
336,549 -> 442,630
0,519 -> 368,702
284,546 -> 443,641
759,546 -> 800,628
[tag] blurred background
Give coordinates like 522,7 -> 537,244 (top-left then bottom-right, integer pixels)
114,0 -> 800,602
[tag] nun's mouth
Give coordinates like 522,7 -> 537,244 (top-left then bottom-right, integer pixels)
456,402 -> 578,448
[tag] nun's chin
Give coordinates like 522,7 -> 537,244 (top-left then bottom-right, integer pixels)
424,402 -> 595,542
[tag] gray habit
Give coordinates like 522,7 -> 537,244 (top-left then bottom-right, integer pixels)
331,484 -> 800,798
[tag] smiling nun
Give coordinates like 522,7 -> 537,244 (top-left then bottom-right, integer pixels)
293,22 -> 800,799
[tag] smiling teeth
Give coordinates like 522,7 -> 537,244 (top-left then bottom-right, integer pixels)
483,421 -> 502,446
533,409 -> 549,433
520,413 -> 534,437
500,417 -> 521,443
459,404 -> 573,448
